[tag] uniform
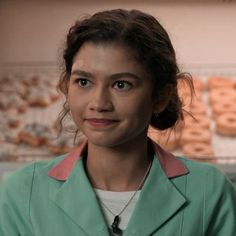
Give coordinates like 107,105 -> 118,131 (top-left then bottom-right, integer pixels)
0,141 -> 235,236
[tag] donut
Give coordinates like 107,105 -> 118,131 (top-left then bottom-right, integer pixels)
0,132 -> 5,143
0,77 -> 28,98
0,151 -> 18,162
184,100 -> 207,116
148,127 -> 181,151
180,90 -> 203,107
37,82 -> 61,102
182,142 -> 214,160
211,101 -> 236,118
192,77 -> 206,91
18,123 -> 52,147
47,132 -> 76,155
48,88 -> 60,102
4,110 -> 21,128
215,113 -> 236,136
0,92 -> 10,110
177,79 -> 189,93
27,89 -> 52,107
178,76 -> 205,93
180,128 -> 211,144
0,142 -> 19,162
208,76 -> 236,90
209,88 -> 236,105
8,93 -> 28,113
22,74 -> 41,86
178,78 -> 203,102
184,115 -> 211,129
0,127 -> 20,144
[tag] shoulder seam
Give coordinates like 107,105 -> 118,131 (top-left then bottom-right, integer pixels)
28,162 -> 36,228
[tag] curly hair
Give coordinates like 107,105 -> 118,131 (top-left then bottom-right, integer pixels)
57,9 -> 193,138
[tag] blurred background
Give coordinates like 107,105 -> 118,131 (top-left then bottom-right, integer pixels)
0,0 -> 236,184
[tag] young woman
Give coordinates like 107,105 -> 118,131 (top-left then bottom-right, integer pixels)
0,9 -> 235,236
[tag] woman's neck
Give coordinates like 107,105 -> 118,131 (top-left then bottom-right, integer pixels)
85,138 -> 153,192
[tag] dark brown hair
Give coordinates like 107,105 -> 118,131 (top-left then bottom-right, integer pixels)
58,9 -> 193,137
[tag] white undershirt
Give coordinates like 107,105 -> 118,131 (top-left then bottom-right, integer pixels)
94,188 -> 141,233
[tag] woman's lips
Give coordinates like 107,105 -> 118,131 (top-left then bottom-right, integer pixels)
86,118 -> 119,128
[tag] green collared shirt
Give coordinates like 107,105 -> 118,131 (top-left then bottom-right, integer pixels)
0,142 -> 236,236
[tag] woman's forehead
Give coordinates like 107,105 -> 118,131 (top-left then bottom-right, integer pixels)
74,41 -> 138,62
71,42 -> 150,78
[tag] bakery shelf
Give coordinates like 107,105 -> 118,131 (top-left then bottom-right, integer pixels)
0,63 -> 236,171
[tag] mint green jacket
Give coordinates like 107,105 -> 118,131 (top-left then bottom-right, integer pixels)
0,142 -> 235,236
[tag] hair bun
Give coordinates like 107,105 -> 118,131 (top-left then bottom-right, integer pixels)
151,93 -> 182,130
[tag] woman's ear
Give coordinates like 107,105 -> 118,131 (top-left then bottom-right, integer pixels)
153,85 -> 173,114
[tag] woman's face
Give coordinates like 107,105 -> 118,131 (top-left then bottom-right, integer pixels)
68,42 -> 158,148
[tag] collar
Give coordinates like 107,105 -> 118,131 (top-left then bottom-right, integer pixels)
48,139 -> 189,181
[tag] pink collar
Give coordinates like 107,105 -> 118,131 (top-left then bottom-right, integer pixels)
48,140 -> 189,181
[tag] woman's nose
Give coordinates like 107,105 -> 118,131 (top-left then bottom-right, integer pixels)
88,87 -> 113,112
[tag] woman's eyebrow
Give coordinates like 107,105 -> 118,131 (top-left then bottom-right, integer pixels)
71,70 -> 141,80
71,69 -> 93,78
110,72 -> 141,80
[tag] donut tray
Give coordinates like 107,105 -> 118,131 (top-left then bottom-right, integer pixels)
0,64 -> 236,164
173,74 -> 236,164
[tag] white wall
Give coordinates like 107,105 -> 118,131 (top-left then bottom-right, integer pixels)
1,0 -> 236,68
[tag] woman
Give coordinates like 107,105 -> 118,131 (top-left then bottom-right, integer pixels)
0,9 -> 235,236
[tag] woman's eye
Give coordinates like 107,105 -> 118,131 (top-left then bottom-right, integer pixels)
113,81 -> 132,90
75,79 -> 91,87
